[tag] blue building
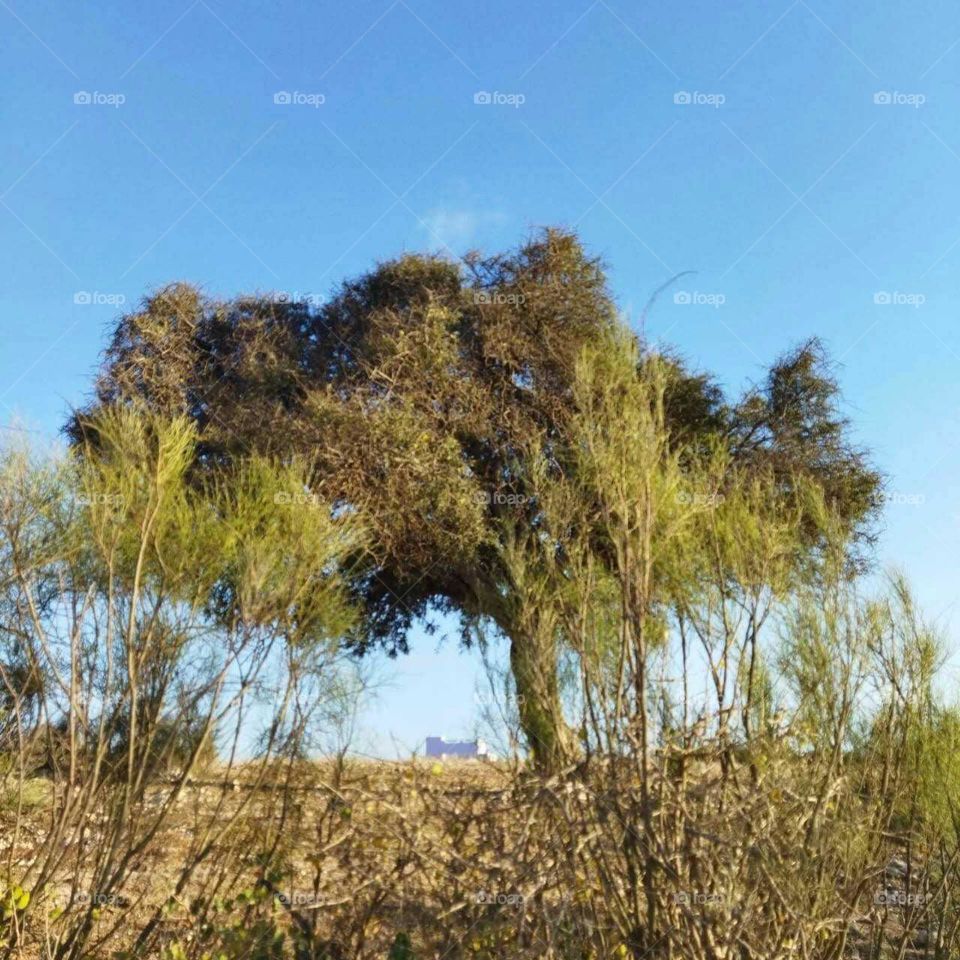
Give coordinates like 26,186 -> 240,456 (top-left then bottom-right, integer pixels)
424,736 -> 489,760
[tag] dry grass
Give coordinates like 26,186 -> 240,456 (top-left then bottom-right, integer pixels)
2,753 -> 953,960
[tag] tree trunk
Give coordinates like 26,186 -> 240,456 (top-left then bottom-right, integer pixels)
509,629 -> 571,773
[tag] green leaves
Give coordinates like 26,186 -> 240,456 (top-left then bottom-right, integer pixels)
388,931 -> 415,960
71,405 -> 365,647
211,456 -> 364,643
1,884 -> 30,919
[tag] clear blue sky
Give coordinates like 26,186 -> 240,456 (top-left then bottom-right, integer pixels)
3,0 -> 960,755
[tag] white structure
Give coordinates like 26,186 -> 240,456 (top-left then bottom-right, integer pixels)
425,736 -> 489,760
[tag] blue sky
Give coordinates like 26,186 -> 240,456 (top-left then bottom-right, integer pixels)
3,0 -> 960,754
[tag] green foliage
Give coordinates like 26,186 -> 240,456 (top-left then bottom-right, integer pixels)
897,704 -> 960,836
72,404 -> 363,644
210,455 -> 364,642
1,883 -> 30,918
388,931 -> 415,960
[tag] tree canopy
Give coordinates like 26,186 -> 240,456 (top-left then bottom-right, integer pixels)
68,228 -> 883,768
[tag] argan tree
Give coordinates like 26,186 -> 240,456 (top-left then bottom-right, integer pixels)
69,229 -> 881,771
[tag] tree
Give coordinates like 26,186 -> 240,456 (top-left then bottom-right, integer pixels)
1,407 -> 363,958
69,229 -> 882,771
